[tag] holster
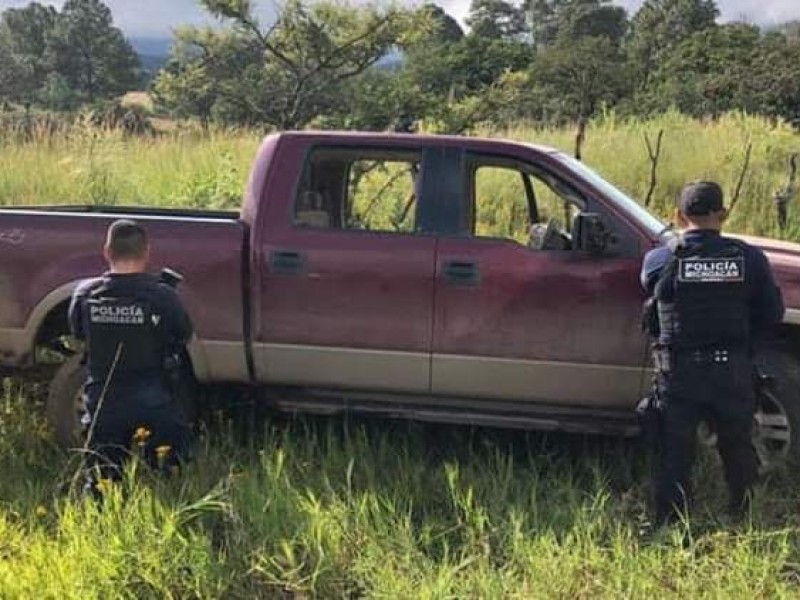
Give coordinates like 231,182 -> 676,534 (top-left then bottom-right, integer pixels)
641,297 -> 660,337
637,345 -> 669,449
637,392 -> 665,450
652,346 -> 671,373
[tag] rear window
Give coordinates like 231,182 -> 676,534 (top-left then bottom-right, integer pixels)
294,149 -> 422,234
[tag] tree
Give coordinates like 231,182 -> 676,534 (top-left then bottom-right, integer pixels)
527,0 -> 564,48
744,34 -> 800,124
46,0 -> 140,104
0,42 -> 29,102
421,3 -> 464,43
642,23 -> 759,117
629,0 -> 719,88
466,0 -> 528,40
557,0 -> 627,46
154,0 -> 422,129
0,3 -> 58,102
531,35 -> 629,120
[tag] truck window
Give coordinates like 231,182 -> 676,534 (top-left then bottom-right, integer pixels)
471,159 -> 584,251
295,149 -> 421,234
473,166 -> 531,244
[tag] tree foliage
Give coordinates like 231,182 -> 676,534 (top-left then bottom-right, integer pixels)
629,0 -> 719,89
154,0 -> 422,129
48,0 -> 140,103
7,0 -> 800,133
0,0 -> 139,107
151,0 -> 800,131
466,0 -> 528,40
532,35 -> 628,120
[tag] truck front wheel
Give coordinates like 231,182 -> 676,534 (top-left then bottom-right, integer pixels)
45,354 -> 86,447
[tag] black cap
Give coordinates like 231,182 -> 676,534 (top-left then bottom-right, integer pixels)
679,181 -> 725,216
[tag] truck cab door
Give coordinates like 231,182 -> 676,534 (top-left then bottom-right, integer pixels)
431,151 -> 649,409
253,144 -> 439,394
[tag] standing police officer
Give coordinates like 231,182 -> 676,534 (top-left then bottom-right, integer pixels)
641,182 -> 784,524
68,220 -> 193,489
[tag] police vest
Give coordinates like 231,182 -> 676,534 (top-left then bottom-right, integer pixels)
84,287 -> 164,380
656,239 -> 749,350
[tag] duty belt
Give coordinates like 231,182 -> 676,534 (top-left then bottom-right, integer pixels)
653,346 -> 744,373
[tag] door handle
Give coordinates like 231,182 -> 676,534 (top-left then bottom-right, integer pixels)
442,260 -> 480,285
269,250 -> 306,275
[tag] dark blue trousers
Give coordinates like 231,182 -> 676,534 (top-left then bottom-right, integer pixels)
83,378 -> 191,488
655,350 -> 759,523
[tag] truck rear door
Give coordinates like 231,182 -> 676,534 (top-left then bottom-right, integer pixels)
253,142 -> 440,393
431,149 -> 648,409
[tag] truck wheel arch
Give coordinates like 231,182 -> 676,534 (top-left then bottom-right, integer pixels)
28,282 -> 206,381
26,281 -> 82,360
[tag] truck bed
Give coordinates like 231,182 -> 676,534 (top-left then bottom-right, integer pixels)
0,204 -> 240,221
0,208 -> 250,382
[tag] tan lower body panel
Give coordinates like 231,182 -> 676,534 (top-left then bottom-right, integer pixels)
254,343 -> 644,407
0,328 -> 31,366
253,343 -> 430,394
784,308 -> 800,325
189,340 -> 249,383
432,354 -> 645,409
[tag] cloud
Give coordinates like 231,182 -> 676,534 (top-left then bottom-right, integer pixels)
1,0 -> 799,36
0,0 -> 273,36
438,0 -> 800,26
617,0 -> 800,23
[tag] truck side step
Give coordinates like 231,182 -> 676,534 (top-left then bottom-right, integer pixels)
265,387 -> 640,437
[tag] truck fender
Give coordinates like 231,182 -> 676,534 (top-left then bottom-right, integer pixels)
19,281 -> 209,381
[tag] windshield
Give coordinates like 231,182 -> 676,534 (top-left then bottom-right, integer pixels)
551,152 -> 669,239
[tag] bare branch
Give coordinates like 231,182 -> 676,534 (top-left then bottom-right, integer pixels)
729,140 -> 753,215
643,129 -> 664,208
774,152 -> 798,232
315,14 -> 395,72
231,9 -> 298,71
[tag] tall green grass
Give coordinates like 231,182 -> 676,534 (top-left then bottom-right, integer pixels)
0,127 -> 256,210
2,111 -> 799,239
2,381 -> 800,598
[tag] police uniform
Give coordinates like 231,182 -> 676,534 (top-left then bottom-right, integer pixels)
641,222 -> 784,522
68,272 -> 193,485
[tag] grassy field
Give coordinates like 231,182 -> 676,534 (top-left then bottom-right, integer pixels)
4,113 -> 800,597
3,380 -> 800,598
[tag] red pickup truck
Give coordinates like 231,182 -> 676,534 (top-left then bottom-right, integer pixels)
2,132 -> 800,466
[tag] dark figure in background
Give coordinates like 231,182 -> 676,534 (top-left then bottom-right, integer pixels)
641,182 -> 784,524
68,220 -> 194,491
392,114 -> 418,133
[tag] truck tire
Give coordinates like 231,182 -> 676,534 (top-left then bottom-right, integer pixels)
46,354 -> 85,448
754,346 -> 800,472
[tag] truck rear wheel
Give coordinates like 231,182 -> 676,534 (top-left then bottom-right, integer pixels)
696,347 -> 798,473
46,354 -> 85,447
754,347 -> 800,472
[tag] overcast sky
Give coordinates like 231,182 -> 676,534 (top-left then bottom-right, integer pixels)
0,0 -> 798,37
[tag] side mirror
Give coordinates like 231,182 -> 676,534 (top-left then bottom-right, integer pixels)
574,213 -> 613,255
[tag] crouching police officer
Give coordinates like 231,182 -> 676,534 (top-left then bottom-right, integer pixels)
68,220 -> 194,490
641,182 -> 784,524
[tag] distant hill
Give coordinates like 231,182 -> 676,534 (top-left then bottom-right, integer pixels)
129,34 -> 402,81
130,36 -> 173,57
130,37 -> 172,83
